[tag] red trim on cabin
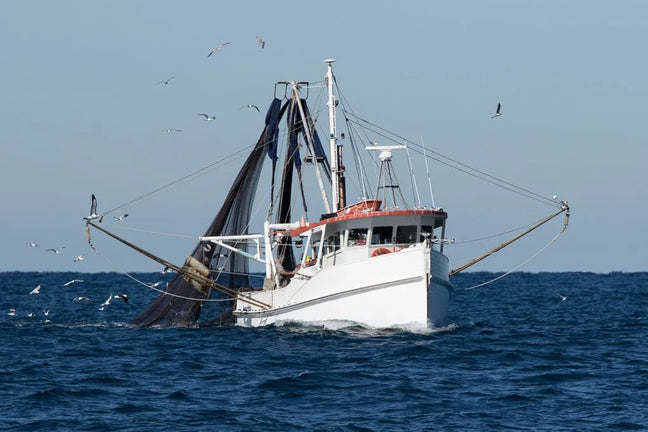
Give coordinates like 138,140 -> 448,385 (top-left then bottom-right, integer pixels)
288,207 -> 447,237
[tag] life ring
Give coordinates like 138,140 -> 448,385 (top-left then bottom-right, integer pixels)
371,247 -> 392,257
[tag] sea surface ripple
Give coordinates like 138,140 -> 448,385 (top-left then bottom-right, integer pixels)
1,271 -> 646,431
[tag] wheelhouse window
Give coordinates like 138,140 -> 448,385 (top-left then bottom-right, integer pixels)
347,228 -> 368,247
325,232 -> 341,254
396,225 -> 417,244
371,226 -> 393,245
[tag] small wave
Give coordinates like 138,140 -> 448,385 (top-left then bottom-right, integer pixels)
271,319 -> 458,336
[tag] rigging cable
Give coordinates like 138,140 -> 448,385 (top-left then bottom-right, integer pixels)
342,112 -> 558,208
462,207 -> 570,290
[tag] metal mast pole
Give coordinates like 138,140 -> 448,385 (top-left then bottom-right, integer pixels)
324,59 -> 340,212
292,85 -> 331,214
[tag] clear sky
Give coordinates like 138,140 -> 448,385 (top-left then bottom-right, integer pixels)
1,1 -> 645,274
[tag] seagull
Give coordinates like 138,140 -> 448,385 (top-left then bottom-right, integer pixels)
73,255 -> 84,262
256,36 -> 266,49
98,293 -> 112,310
113,214 -> 129,221
74,296 -> 91,303
163,128 -> 183,133
240,104 -> 260,112
27,312 -> 35,317
26,242 -> 38,247
197,113 -> 216,121
44,248 -> 62,254
557,294 -> 567,301
64,279 -> 84,286
30,284 -> 41,295
207,42 -> 230,57
491,102 -> 502,118
83,194 -> 102,222
551,193 -> 559,201
43,310 -> 50,316
157,75 -> 176,85
112,294 -> 129,303
148,282 -> 163,288
8,309 -> 16,316
161,266 -> 176,274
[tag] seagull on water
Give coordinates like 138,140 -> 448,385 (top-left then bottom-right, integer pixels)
491,102 -> 502,118
240,104 -> 260,112
197,113 -> 216,121
113,294 -> 129,303
157,75 -> 176,85
163,128 -> 183,133
113,214 -> 128,221
256,36 -> 266,49
74,296 -> 91,303
73,255 -> 84,262
30,284 -> 42,295
83,194 -> 102,222
64,279 -> 84,286
207,42 -> 230,57
26,242 -> 38,247
8,309 -> 16,316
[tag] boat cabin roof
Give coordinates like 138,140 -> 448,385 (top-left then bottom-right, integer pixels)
289,200 -> 447,237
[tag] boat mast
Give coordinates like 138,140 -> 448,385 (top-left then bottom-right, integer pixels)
325,59 -> 345,212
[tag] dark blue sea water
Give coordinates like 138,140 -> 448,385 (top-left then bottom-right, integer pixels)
1,271 -> 646,431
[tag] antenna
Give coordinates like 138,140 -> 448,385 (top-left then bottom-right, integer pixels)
421,137 -> 436,207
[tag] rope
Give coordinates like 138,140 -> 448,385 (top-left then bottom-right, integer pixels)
86,222 -> 270,309
342,112 -> 559,208
449,205 -> 569,276
102,145 -> 254,216
462,209 -> 570,290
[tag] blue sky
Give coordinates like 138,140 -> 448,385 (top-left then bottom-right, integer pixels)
1,1 -> 645,273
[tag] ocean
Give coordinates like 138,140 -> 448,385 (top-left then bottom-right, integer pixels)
1,271 -> 646,431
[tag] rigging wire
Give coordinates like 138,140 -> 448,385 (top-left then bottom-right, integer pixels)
462,215 -> 569,290
103,144 -> 254,216
343,112 -> 559,208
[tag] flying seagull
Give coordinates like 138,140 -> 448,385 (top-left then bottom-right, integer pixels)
83,194 -> 102,222
74,296 -> 91,303
557,294 -> 567,301
44,248 -> 62,254
157,76 -> 176,85
163,128 -> 183,133
113,294 -> 129,303
30,284 -> 42,295
197,113 -> 216,121
256,36 -> 266,49
64,279 -> 84,286
148,281 -> 163,288
207,42 -> 230,57
240,104 -> 260,112
73,255 -> 84,262
26,242 -> 38,247
98,293 -> 113,310
113,214 -> 128,221
491,103 -> 502,118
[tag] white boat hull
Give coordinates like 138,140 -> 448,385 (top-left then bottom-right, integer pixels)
234,245 -> 452,328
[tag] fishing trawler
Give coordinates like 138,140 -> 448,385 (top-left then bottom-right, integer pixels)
86,59 -> 569,328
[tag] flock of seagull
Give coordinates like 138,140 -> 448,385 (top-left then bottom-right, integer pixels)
160,36 -> 266,133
